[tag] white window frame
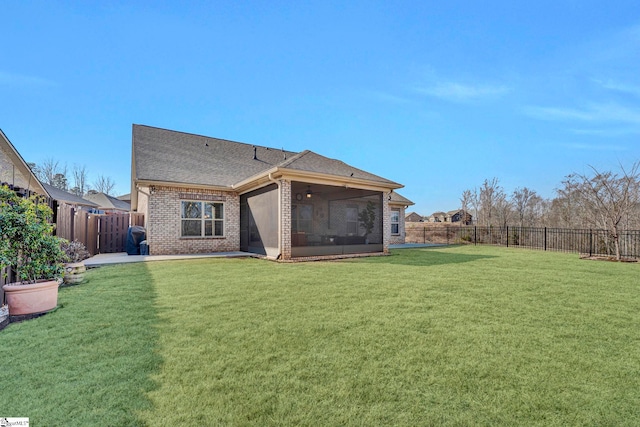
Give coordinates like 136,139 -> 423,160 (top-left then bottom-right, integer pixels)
180,200 -> 225,238
390,209 -> 400,235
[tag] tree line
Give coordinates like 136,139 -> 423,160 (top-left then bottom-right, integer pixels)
460,162 -> 640,260
27,158 -> 117,197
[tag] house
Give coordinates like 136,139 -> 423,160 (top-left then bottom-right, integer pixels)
427,211 -> 446,223
131,124 -> 413,259
405,212 -> 424,222
117,193 -> 131,203
446,209 -> 472,225
42,183 -> 99,210
0,129 -> 49,199
83,192 -> 131,213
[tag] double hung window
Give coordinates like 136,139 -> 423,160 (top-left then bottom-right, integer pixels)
181,201 -> 224,237
390,210 -> 400,235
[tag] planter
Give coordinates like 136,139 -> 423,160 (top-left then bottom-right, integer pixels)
63,262 -> 86,285
2,280 -> 59,316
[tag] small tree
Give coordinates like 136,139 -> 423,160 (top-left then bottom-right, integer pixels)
0,186 -> 66,283
358,200 -> 377,240
564,163 -> 640,260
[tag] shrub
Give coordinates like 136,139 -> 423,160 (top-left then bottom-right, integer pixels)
59,239 -> 91,263
0,185 -> 66,283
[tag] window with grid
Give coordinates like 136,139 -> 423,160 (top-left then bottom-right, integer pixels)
390,209 -> 400,235
181,201 -> 224,237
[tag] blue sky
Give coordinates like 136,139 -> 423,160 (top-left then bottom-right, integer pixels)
2,1 -> 640,215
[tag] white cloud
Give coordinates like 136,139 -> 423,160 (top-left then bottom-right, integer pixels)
595,79 -> 640,97
367,90 -> 412,104
561,142 -> 627,152
569,127 -> 640,137
415,82 -> 509,102
524,102 -> 640,125
0,71 -> 55,87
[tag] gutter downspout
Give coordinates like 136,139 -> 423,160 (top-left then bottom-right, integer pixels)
268,173 -> 282,260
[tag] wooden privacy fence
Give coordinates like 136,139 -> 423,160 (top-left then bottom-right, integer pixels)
56,205 -> 145,256
406,224 -> 640,259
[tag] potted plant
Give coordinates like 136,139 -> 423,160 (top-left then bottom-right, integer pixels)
358,200 -> 377,243
0,185 -> 66,316
60,239 -> 90,286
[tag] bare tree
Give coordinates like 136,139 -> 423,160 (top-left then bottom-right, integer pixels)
92,175 -> 116,196
71,164 -> 90,197
34,158 -> 68,190
564,162 -> 640,260
479,178 -> 505,227
512,187 -> 543,227
494,191 -> 512,229
460,189 -> 473,225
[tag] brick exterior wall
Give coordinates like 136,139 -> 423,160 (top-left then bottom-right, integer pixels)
382,195 -> 390,253
389,205 -> 407,245
280,180 -> 292,260
0,144 -> 31,189
146,185 -> 240,255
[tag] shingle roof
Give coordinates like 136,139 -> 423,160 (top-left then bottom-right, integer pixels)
133,125 -> 298,187
133,125 -> 402,189
84,192 -> 131,211
42,183 -> 98,207
389,191 -> 414,206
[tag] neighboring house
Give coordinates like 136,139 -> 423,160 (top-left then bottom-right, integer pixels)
117,193 -> 131,203
427,211 -> 446,223
0,129 -> 49,199
405,212 -> 424,223
84,192 -> 131,213
41,183 -> 99,226
446,209 -> 472,225
42,183 -> 99,210
131,124 -> 413,259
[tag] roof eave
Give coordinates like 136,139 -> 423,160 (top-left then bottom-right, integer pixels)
134,179 -> 234,193
232,167 -> 404,194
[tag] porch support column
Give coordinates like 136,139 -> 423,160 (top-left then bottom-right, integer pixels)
280,179 -> 292,260
383,192 -> 391,254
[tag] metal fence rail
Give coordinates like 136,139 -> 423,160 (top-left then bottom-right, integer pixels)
407,225 -> 640,259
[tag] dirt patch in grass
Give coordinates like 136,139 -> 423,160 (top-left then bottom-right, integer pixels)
580,255 -> 638,263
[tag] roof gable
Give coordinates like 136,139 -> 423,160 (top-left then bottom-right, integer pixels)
0,129 -> 48,196
132,125 -> 404,192
280,150 -> 401,187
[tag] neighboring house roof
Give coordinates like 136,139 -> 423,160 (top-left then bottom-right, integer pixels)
117,193 -> 131,202
0,129 -> 49,197
42,183 -> 99,208
405,212 -> 424,222
132,125 -> 406,201
84,192 -> 131,211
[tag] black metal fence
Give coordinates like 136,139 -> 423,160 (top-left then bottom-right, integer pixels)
408,226 -> 640,259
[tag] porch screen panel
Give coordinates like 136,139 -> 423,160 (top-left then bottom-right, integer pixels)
241,184 -> 278,257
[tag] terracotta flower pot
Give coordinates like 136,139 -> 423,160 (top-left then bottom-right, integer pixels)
2,280 -> 59,316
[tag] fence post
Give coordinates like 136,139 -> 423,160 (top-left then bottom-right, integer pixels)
474,226 -> 477,245
506,226 -> 509,248
423,227 -> 426,244
544,227 -> 547,251
589,229 -> 593,257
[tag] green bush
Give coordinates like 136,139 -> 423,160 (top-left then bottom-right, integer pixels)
0,185 -> 67,283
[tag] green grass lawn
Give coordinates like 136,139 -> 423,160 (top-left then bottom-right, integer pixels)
1,246 -> 639,426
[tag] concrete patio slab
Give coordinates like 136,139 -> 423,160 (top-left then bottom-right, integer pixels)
84,251 -> 257,267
